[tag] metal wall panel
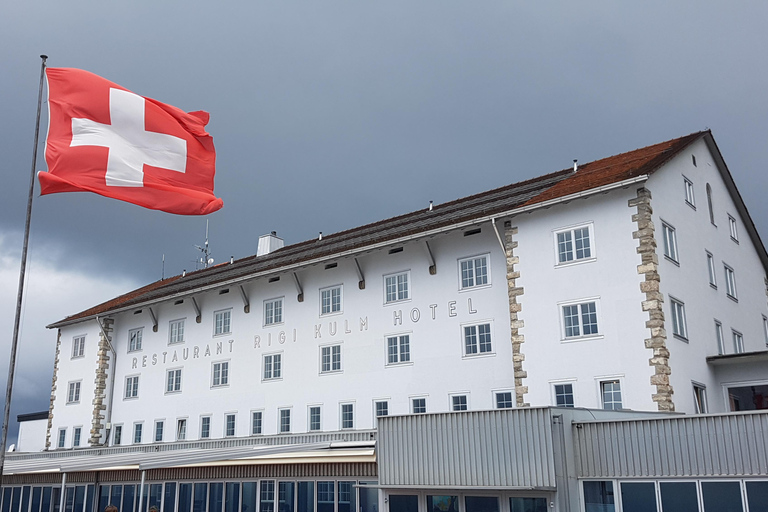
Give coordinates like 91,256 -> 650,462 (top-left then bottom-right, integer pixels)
574,411 -> 768,478
377,409 -> 556,488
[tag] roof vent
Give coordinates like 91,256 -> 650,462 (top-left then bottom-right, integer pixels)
428,200 -> 433,211
230,256 -> 234,264
318,232 -> 323,241
257,231 -> 284,257
573,159 -> 578,173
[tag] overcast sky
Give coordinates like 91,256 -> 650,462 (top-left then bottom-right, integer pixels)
2,2 -> 768,445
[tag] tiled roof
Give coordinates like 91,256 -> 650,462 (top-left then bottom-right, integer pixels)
48,131 -> 707,328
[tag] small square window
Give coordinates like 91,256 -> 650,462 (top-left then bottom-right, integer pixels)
375,401 -> 389,418
728,215 -> 738,242
733,330 -> 744,354
133,423 -> 143,444
154,421 -> 164,442
212,361 -> 229,387
57,428 -> 66,448
387,335 -> 411,364
555,227 -> 593,264
113,425 -> 122,446
200,416 -> 211,439
73,427 -> 81,448
464,323 -> 493,355
554,383 -> 574,407
670,298 -> 688,340
601,380 -> 622,410
128,328 -> 143,352
724,265 -> 737,300
264,298 -> 284,326
225,414 -> 236,437
214,310 -> 232,335
385,272 -> 410,303
706,252 -> 717,288
176,419 -> 187,441
166,369 -> 182,393
67,381 -> 81,404
263,353 -> 282,380
693,384 -> 707,414
320,286 -> 342,315
684,177 -> 695,207
125,375 -> 139,399
412,398 -> 426,414
496,392 -> 513,409
168,319 -> 185,344
251,411 -> 263,435
340,403 -> 354,429
459,255 -> 490,288
662,223 -> 678,263
72,336 -> 85,359
308,406 -> 321,431
562,301 -> 599,339
279,408 -> 291,433
451,395 -> 468,411
320,345 -> 342,373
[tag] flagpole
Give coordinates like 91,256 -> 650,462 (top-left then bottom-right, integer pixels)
0,54 -> 48,486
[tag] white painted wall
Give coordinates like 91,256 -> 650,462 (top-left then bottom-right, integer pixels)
16,418 -> 47,452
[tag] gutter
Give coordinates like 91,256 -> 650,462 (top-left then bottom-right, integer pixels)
49,175 -> 649,328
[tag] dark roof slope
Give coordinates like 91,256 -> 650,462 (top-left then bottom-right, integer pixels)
49,131 -> 713,328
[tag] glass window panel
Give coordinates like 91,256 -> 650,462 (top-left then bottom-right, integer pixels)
388,495 -> 417,512
620,482 -> 656,512
555,384 -> 574,407
464,496 -> 499,512
701,481 -> 742,512
192,484 -> 207,512
42,488 -> 52,512
207,483 -> 223,512
84,486 -> 94,512
21,487 -> 31,512
660,482 -> 697,512
427,495 -> 459,512
73,487 -> 85,512
122,485 -> 135,512
316,482 -> 334,512
358,484 -> 377,512
509,497 -> 548,512
51,488 -> 61,512
278,482 -> 294,512
64,487 -> 74,512
558,231 -> 574,263
297,482 -> 314,512
260,481 -> 275,512
177,484 -> 192,512
563,305 -> 580,337
746,481 -> 768,512
31,487 -> 42,512
162,484 -> 176,512
241,484 -> 257,512
337,482 -> 355,512
109,487 -> 123,512
583,481 -> 615,512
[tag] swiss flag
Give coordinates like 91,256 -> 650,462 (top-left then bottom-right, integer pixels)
40,68 -> 223,215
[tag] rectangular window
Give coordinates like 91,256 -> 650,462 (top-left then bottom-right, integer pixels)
412,398 -> 426,414
716,320 -> 725,355
706,251 -> 717,287
57,428 -> 66,448
556,226 -> 592,264
67,381 -> 81,404
684,177 -> 695,206
584,481 -> 615,512
670,298 -> 688,339
214,309 -> 231,335
200,416 -> 211,439
554,383 -> 574,407
72,336 -> 85,358
168,319 -> 185,344
385,272 -> 410,302
375,401 -> 388,417
464,323 -> 493,355
724,264 -> 737,299
133,423 -> 143,444
459,255 -> 489,288
113,425 -> 122,445
317,482 -> 334,511
264,298 -> 283,326
212,361 -> 229,387
320,345 -> 342,373
496,392 -> 513,409
128,328 -> 143,352
340,403 -> 354,429
279,408 -> 291,433
251,411 -> 263,435
260,481 -> 275,512
154,421 -> 164,442
320,285 -> 342,315
763,316 -> 768,347
451,395 -> 468,411
73,427 -> 81,447
225,414 -> 236,437
309,406 -> 321,431
386,335 -> 411,364
562,301 -> 599,339
733,330 -> 744,353
729,214 -> 739,241
263,353 -> 282,380
662,222 -> 678,262
601,380 -> 622,410
176,419 -> 187,441
693,383 -> 707,414
166,369 -> 182,393
124,375 -> 139,399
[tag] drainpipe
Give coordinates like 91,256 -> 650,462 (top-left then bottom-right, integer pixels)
490,218 -> 506,254
58,473 -> 67,512
96,316 -> 117,446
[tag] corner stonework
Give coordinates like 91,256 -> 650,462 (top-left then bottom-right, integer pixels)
90,318 -> 114,446
45,330 -> 63,450
504,222 -> 529,407
629,187 -> 675,412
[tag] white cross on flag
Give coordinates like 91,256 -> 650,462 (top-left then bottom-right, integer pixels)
39,68 -> 223,215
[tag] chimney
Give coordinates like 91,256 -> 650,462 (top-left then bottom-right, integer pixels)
257,231 -> 284,257
573,159 -> 578,173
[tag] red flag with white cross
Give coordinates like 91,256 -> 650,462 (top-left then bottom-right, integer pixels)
39,68 -> 223,215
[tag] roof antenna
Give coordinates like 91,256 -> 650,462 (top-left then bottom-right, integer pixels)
573,159 -> 578,173
162,254 -> 165,280
194,219 -> 214,269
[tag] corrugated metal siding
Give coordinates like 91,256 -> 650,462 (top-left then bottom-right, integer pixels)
575,411 -> 768,478
378,409 -> 555,488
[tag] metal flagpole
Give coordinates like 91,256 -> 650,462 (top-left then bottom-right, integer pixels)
0,54 -> 48,486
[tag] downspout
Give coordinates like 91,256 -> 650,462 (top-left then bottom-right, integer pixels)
95,316 -> 116,446
490,218 -> 506,254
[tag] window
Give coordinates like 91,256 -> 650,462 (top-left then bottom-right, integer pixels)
279,408 -> 291,433
459,255 -> 489,288
67,381 -> 81,404
340,403 -> 354,429
73,427 -> 81,447
601,380 -> 622,410
309,406 -> 321,431
464,323 -> 492,355
662,222 -> 678,263
264,298 -> 283,326
212,361 -> 229,387
168,319 -> 185,344
261,481 -> 275,512
706,184 -> 715,225
225,414 -> 236,437
320,345 -> 341,373
200,416 -> 211,439
320,285 -> 342,315
496,392 -> 513,409
684,177 -> 695,207
166,368 -> 182,393
733,330 -> 744,353
113,425 -> 122,445
763,316 -> 768,347
386,335 -> 410,364
214,309 -> 231,335
451,395 -> 468,411
176,419 -> 187,441
133,423 -> 143,444
385,271 -> 410,302
715,321 -> 725,355
317,482 -> 334,511
554,383 -> 574,407
562,301 -> 599,339
128,328 -> 143,352
72,336 -> 85,358
693,383 -> 707,414
57,428 -> 66,448
263,353 -> 282,380
251,411 -> 263,435
412,398 -> 426,414
555,226 -> 592,264
154,421 -> 164,442
724,264 -> 737,299
728,214 -> 739,242
375,401 -> 388,418
670,298 -> 688,339
124,375 -> 139,399
706,251 -> 717,287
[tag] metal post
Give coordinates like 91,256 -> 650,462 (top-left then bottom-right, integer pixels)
0,54 -> 47,486
58,473 -> 67,512
137,470 -> 146,512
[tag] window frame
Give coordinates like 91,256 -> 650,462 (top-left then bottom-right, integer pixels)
262,352 -> 283,381
706,183 -> 716,225
113,424 -> 123,446
168,318 -> 185,345
339,402 -> 355,430
251,410 -> 263,435
553,223 -> 595,267
133,422 -> 143,444
374,400 -> 389,420
72,426 -> 82,448
661,221 -> 679,264
450,394 -> 469,412
319,343 -> 342,374
128,327 -> 143,353
278,408 -> 291,433
559,298 -> 601,341
200,415 -> 211,439
552,381 -> 575,408
683,176 -> 695,208
384,270 -> 411,304
124,375 -> 139,400
458,253 -> 492,289
154,420 -> 164,443
724,264 -> 738,300
57,428 -> 66,449
224,413 -> 236,437
733,330 -> 745,354
213,309 -> 232,336
67,380 -> 81,404
693,382 -> 708,414
495,391 -> 514,409
715,320 -> 725,355
599,379 -> 623,410
706,251 -> 717,288
308,405 -> 322,432
763,315 -> 768,348
728,214 -> 739,242
211,360 -> 230,388
385,333 -> 412,366
165,368 -> 182,394
319,285 -> 343,316
176,418 -> 187,441
71,335 -> 86,359
411,397 -> 427,414
670,297 -> 688,340
462,321 -> 494,357
263,297 -> 284,326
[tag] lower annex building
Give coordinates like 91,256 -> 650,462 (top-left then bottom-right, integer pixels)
6,130 -> 768,511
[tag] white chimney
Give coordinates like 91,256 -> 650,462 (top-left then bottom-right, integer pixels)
257,231 -> 284,256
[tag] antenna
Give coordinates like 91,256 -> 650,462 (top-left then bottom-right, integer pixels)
194,220 -> 214,269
